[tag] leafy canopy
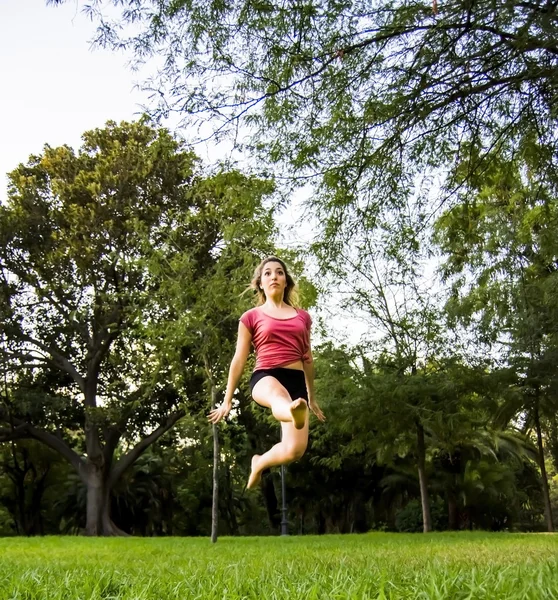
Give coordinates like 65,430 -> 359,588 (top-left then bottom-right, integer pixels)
47,0 -> 558,240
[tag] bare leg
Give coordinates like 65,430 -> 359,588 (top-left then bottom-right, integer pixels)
247,417 -> 309,488
252,375 -> 309,428
248,376 -> 309,488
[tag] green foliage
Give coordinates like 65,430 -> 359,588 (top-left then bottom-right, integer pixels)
144,166 -> 276,388
308,342 -> 544,532
48,0 -> 558,247
434,140 -> 558,354
0,118 -> 281,534
0,440 -> 74,536
395,498 -> 448,533
0,117 -> 201,422
434,139 -> 558,531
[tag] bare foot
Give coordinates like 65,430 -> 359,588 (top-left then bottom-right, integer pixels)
290,398 -> 308,430
247,454 -> 262,489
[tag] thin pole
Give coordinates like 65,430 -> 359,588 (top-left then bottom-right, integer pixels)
280,428 -> 289,536
211,421 -> 219,543
204,357 -> 219,544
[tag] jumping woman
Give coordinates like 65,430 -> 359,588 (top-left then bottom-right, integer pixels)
208,256 -> 325,489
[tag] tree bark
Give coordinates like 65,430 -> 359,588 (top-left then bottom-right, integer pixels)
2,371 -> 184,536
202,355 -> 221,544
0,410 -> 183,536
546,413 -> 558,474
84,465 -> 128,536
85,466 -> 105,536
30,467 -> 49,536
223,464 -> 239,535
534,396 -> 554,533
416,421 -> 432,533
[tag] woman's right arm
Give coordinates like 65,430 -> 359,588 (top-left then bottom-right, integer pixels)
208,322 -> 252,424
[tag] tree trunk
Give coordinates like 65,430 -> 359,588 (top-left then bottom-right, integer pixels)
203,357 -> 220,543
261,473 -> 280,531
447,488 -> 458,530
30,471 -> 48,536
85,467 -> 104,535
207,371 -> 220,544
16,477 -> 25,535
416,421 -> 432,533
534,396 -> 554,532
84,465 -> 127,536
546,413 -> 558,475
2,377 -> 184,536
446,471 -> 459,530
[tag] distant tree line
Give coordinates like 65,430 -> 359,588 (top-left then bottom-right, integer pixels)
2,0 -> 557,534
0,119 -> 556,536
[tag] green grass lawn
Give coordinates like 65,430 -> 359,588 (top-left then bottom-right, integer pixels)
0,532 -> 556,599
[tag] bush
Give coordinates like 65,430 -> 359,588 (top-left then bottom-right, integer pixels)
0,504 -> 14,536
395,498 -> 448,532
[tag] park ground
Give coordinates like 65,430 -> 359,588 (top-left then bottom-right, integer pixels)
0,532 -> 556,599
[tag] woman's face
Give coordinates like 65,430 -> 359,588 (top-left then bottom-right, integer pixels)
260,261 -> 287,299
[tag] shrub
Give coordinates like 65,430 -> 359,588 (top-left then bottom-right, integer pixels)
395,498 -> 448,532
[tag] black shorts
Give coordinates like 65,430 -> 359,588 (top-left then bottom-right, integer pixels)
249,368 -> 308,402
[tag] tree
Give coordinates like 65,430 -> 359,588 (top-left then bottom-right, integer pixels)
287,343 -> 374,534
45,0 -> 558,534
434,140 -> 558,531
0,438 -> 71,535
0,119 -> 276,535
310,194 -> 450,532
47,0 -> 558,240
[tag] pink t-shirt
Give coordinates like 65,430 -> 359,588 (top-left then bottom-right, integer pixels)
239,307 -> 312,371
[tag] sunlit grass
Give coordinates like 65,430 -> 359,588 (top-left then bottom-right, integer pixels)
0,532 -> 556,599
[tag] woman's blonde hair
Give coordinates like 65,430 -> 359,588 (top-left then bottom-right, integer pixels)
250,256 -> 298,306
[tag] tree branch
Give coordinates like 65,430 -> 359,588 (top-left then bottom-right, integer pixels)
108,408 -> 186,488
17,333 -> 85,392
0,409 -> 84,475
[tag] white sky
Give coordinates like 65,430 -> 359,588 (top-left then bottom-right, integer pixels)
0,0 -> 148,201
0,1 -> 289,208
0,0 -> 313,252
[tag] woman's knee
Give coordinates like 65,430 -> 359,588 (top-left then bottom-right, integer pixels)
284,441 -> 307,462
267,395 -> 293,416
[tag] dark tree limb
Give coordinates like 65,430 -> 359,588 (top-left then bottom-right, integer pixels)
108,408 -> 186,487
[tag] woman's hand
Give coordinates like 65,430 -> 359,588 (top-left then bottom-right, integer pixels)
208,402 -> 232,424
309,399 -> 325,422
